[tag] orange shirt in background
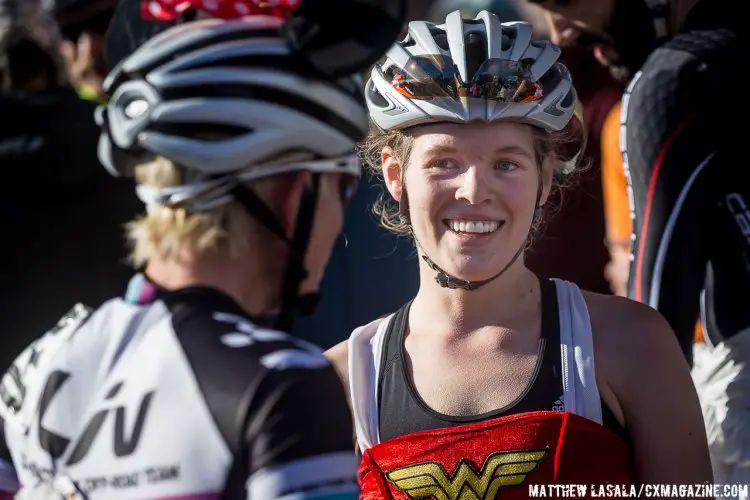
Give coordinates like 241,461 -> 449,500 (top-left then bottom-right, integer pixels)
600,100 -> 703,343
600,101 -> 631,247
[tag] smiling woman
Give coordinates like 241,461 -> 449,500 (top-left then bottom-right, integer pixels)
387,122 -> 554,284
359,113 -> 576,242
359,120 -> 577,288
327,9 -> 712,499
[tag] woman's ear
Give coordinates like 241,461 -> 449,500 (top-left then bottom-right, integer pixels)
259,172 -> 308,238
538,152 -> 556,207
382,146 -> 403,202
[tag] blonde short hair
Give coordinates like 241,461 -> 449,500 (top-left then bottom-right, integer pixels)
126,157 -> 254,268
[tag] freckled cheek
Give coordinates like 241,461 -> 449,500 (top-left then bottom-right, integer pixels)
495,178 -> 538,221
405,181 -> 449,231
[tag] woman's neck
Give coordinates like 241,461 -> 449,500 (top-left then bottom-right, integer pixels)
145,243 -> 285,317
410,258 -> 540,337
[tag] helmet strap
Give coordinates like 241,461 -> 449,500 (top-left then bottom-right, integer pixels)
229,174 -> 321,332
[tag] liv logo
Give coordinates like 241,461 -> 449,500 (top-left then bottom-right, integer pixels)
37,373 -> 155,466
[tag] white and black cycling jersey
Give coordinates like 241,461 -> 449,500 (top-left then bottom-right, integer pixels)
0,284 -> 358,499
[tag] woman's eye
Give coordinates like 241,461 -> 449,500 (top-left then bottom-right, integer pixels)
432,158 -> 459,169
495,161 -> 518,172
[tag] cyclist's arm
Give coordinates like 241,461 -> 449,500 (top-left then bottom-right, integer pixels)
622,46 -> 714,365
245,364 -> 359,499
589,294 -> 712,488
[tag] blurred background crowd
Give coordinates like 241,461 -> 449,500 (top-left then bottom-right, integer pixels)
0,0 -> 730,365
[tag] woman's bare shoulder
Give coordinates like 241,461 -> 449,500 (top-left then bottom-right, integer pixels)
324,339 -> 350,385
581,290 -> 669,352
580,289 -> 693,413
579,293 -> 712,484
325,313 -> 394,386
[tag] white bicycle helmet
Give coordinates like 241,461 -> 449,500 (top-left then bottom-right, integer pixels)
366,9 -> 577,132
97,15 -> 367,210
367,10 -> 580,292
96,15 -> 370,332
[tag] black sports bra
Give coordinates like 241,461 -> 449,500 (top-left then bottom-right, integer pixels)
376,278 -> 628,443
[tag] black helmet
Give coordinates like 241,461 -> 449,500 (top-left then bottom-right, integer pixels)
105,0 -> 408,75
52,0 -> 116,41
51,0 -> 115,18
428,0 -> 524,22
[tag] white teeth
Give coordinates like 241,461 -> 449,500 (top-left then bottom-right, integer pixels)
448,220 -> 500,234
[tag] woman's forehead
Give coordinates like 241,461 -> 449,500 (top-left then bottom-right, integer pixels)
412,121 -> 535,153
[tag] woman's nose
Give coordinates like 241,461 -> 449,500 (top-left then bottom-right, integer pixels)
455,166 -> 491,206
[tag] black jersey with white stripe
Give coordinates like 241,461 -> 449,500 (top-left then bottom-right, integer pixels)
0,285 -> 357,499
623,18 -> 750,363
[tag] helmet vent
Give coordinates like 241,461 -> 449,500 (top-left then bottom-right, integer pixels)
501,33 -> 512,51
433,32 -> 450,51
465,31 -> 486,81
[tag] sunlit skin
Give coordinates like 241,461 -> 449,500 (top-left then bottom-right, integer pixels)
532,0 -> 616,37
382,121 -> 554,306
532,0 -> 702,45
145,171 -> 347,317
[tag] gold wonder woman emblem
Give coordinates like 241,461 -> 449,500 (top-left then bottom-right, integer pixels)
385,449 -> 548,500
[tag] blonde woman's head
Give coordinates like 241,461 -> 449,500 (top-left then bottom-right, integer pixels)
126,156 -> 252,269
96,15 -> 372,319
126,156 -> 353,300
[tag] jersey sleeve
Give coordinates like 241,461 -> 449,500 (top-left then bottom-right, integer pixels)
244,364 -> 359,499
171,307 -> 360,499
622,35 -> 724,364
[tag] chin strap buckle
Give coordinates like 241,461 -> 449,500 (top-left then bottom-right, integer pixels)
423,255 -> 476,290
434,271 -> 474,290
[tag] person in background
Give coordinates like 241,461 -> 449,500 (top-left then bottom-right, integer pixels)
53,0 -> 116,103
599,97 -> 630,297
529,1 -> 669,298
533,0 -> 750,493
0,0 -> 141,374
537,4 -> 639,297
528,5 -> 623,295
